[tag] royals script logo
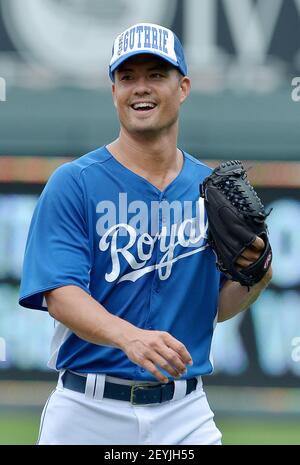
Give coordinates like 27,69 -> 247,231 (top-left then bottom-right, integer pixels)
97,197 -> 209,284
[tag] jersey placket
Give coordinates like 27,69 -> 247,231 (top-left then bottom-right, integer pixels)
153,192 -> 166,295
138,192 -> 166,376
148,193 -> 168,317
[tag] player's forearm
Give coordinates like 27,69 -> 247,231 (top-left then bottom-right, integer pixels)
45,285 -> 137,350
217,268 -> 272,322
45,285 -> 193,383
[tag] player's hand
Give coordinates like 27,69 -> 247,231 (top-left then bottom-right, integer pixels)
236,236 -> 265,268
121,328 -> 193,383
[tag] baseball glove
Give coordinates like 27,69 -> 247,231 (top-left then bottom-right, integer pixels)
200,160 -> 272,287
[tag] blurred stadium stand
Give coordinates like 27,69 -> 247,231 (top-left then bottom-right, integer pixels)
0,0 -> 300,160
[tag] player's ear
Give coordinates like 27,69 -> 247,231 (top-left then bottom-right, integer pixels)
179,76 -> 191,104
112,84 -> 117,108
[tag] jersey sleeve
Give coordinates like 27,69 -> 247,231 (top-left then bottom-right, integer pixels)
19,163 -> 92,311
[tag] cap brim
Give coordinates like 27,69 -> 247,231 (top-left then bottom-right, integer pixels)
109,50 -> 182,81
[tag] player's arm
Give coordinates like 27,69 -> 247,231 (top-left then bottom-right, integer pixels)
218,267 -> 272,322
45,286 -> 193,383
217,236 -> 273,322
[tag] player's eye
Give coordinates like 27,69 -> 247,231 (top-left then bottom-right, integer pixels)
120,74 -> 133,81
150,72 -> 165,79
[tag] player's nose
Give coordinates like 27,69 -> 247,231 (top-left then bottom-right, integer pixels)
133,77 -> 152,95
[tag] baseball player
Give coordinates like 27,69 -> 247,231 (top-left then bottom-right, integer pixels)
19,23 -> 272,445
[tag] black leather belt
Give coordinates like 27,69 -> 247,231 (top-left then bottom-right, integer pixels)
62,371 -> 198,405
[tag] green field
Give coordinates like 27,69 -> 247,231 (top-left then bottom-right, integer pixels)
217,418 -> 300,445
0,413 -> 300,445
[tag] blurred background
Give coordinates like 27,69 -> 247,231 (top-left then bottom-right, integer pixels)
0,0 -> 300,445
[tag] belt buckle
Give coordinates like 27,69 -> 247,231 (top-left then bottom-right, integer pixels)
130,383 -> 153,405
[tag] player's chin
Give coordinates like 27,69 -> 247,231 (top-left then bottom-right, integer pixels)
133,114 -> 177,131
130,112 -> 159,127
124,113 -> 174,134
127,119 -> 162,134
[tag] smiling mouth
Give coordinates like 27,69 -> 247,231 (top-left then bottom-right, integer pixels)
130,103 -> 157,112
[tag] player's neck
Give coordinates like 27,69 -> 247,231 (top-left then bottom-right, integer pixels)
107,130 -> 182,184
107,133 -> 183,192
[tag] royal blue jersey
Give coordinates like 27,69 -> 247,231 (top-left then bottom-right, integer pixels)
19,146 -> 224,380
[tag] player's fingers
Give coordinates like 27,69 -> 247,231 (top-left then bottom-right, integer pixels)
162,333 -> 193,366
241,248 -> 261,261
251,236 -> 265,251
235,256 -> 253,268
149,352 -> 184,378
142,360 -> 169,384
156,346 -> 188,375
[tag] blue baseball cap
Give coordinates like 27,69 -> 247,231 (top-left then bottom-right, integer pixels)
109,23 -> 188,81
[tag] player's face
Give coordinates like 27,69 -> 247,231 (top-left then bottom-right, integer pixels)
112,55 -> 191,137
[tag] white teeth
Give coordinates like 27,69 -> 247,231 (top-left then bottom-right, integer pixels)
132,102 -> 156,110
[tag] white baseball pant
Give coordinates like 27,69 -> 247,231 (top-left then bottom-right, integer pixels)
37,372 -> 222,445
